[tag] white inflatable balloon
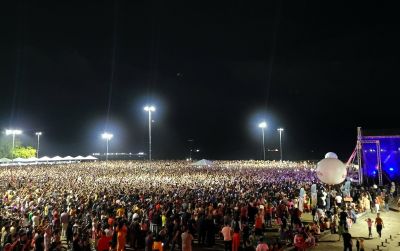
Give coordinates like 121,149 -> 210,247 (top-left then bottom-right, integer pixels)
325,152 -> 338,159
316,158 -> 347,185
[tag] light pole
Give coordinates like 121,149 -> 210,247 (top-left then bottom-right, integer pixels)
187,139 -> 194,160
5,129 -> 22,158
35,132 -> 42,158
144,105 -> 156,161
190,149 -> 200,160
101,132 -> 113,161
258,122 -> 267,161
277,128 -> 284,161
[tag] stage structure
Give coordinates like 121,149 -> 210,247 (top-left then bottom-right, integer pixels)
352,127 -> 400,186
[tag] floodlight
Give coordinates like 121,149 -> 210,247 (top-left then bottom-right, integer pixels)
144,105 -> 156,160
5,129 -> 22,135
144,105 -> 156,112
258,122 -> 267,128
101,132 -> 113,140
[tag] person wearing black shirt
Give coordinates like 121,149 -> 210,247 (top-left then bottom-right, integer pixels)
151,209 -> 162,236
34,233 -> 44,251
384,195 -> 389,212
72,233 -> 81,251
243,240 -> 255,251
169,219 -> 181,251
205,215 -> 216,247
247,203 -> 257,225
242,223 -> 250,248
129,219 -> 141,250
197,214 -> 206,246
342,230 -> 353,251
339,209 -> 348,228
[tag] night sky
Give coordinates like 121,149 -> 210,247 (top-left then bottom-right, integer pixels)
0,1 -> 399,160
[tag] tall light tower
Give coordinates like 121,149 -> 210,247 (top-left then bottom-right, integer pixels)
5,129 -> 22,158
258,122 -> 267,161
277,128 -> 284,161
101,132 -> 113,161
35,132 -> 42,158
144,105 -> 156,161
187,139 -> 194,160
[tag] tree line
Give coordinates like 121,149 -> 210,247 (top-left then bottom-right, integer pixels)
0,135 -> 36,158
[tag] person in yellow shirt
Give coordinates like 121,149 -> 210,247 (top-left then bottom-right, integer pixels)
116,207 -> 125,218
7,191 -> 14,201
161,213 -> 167,227
44,205 -> 49,217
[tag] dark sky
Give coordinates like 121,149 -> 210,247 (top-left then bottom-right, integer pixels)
0,0 -> 399,160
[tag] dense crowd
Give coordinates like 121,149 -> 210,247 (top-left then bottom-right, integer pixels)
0,160 -> 396,251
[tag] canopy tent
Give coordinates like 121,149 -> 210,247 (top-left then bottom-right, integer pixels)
13,157 -> 27,162
51,156 -> 64,161
0,158 -> 12,163
38,156 -> 51,161
191,159 -> 213,166
0,155 -> 96,166
83,155 -> 97,160
74,156 -> 85,160
63,156 -> 74,161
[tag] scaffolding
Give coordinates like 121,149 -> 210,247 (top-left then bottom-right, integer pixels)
354,127 -> 393,186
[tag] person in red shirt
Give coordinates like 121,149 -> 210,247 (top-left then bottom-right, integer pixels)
293,231 -> 306,251
375,213 -> 384,238
97,231 -> 112,251
265,204 -> 273,227
108,216 -> 115,228
231,223 -> 240,251
254,213 -> 263,236
116,220 -> 128,251
240,204 -> 248,223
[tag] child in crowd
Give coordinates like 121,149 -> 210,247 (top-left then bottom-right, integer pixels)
365,218 -> 373,238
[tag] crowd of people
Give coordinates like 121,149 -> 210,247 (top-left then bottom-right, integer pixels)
0,160 -> 397,251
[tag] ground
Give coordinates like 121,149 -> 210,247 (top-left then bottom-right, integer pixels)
312,210 -> 400,251
74,209 -> 400,251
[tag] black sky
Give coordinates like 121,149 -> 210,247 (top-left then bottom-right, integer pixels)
0,0 -> 399,160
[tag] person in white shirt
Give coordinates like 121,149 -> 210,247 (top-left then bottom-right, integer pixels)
335,194 -> 343,207
32,212 -> 40,228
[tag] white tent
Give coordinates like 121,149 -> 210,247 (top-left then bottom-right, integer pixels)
191,159 -> 213,166
83,155 -> 97,160
51,156 -> 64,161
63,156 -> 74,161
74,156 -> 85,160
13,157 -> 27,162
39,156 -> 51,162
26,157 -> 38,162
